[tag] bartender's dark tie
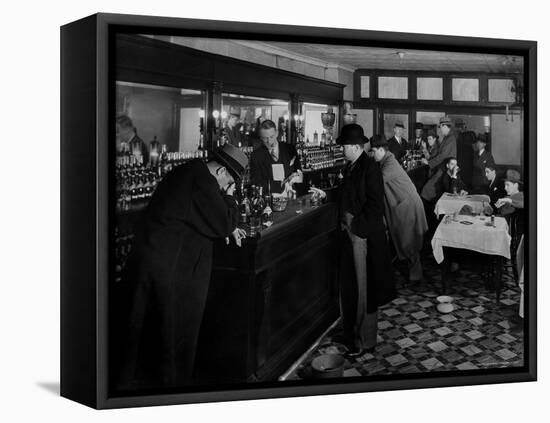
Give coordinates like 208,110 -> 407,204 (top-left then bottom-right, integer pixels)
270,147 -> 278,162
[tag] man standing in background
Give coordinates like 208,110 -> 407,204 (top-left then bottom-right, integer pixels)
387,121 -> 409,162
116,114 -> 149,165
471,134 -> 495,193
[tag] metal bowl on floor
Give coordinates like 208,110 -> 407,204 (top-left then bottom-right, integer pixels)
311,354 -> 345,379
436,295 -> 454,304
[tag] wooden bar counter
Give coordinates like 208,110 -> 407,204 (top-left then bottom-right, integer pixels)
195,196 -> 340,384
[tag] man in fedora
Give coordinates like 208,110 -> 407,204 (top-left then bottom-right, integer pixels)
496,169 -> 524,216
113,144 -> 248,391
471,133 -> 495,194
420,116 -> 458,203
226,106 -> 243,147
335,124 -> 396,357
387,121 -> 409,162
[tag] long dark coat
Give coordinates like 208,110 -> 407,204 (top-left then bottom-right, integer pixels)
337,152 -> 396,313
378,152 -> 428,261
113,159 -> 239,391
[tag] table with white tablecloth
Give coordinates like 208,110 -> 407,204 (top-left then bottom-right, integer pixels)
431,214 -> 511,300
434,193 -> 491,216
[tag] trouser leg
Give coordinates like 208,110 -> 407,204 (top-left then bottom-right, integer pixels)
349,231 -> 378,349
408,252 -> 423,282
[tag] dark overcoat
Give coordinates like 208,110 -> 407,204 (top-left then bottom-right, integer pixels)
337,152 -> 396,313
113,159 -> 239,391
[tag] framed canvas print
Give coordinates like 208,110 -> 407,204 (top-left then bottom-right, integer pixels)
60,13 -> 537,409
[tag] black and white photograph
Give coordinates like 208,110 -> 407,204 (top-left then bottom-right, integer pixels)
4,0 -> 550,420
105,27 -> 533,398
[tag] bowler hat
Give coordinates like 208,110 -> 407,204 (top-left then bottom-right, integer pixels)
504,169 -> 523,185
439,116 -> 452,127
336,124 -> 368,145
212,144 -> 248,180
394,121 -> 405,128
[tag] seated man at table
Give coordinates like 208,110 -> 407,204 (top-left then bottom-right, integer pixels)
484,164 -> 506,209
495,169 -> 524,216
439,157 -> 468,196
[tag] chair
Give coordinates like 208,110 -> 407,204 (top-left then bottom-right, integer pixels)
506,209 -> 524,280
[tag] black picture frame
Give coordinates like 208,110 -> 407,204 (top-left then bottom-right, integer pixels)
60,12 -> 537,409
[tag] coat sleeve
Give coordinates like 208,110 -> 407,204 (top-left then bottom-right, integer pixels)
351,159 -> 385,237
428,135 -> 456,170
288,144 -> 301,172
187,166 -> 239,239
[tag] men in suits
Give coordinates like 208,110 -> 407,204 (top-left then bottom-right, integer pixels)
387,121 -> 408,162
420,116 -> 458,202
336,124 -> 396,357
484,164 -> 506,209
250,119 -> 302,195
410,122 -> 426,151
471,134 -> 496,194
113,144 -> 248,391
116,114 -> 149,165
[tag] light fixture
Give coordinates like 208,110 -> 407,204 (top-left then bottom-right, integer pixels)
212,110 -> 220,119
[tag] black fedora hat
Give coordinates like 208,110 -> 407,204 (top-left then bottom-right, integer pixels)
212,144 -> 248,180
336,124 -> 368,145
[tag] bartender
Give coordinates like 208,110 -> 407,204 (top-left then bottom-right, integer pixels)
250,119 -> 302,195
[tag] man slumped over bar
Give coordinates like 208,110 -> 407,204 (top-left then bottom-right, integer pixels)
112,144 -> 248,392
333,124 -> 397,357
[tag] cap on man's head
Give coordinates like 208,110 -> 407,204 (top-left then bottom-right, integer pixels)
427,129 -> 438,138
439,116 -> 453,127
336,123 -> 368,145
229,106 -> 241,118
475,133 -> 488,144
504,169 -> 523,185
370,134 -> 389,149
394,121 -> 405,129
212,144 -> 248,180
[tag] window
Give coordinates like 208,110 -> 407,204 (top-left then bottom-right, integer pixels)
417,77 -> 443,100
452,78 -> 479,102
378,76 -> 408,99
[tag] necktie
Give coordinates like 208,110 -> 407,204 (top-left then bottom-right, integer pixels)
270,147 -> 278,161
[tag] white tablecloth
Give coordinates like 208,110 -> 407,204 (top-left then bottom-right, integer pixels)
434,193 -> 491,216
431,215 -> 511,264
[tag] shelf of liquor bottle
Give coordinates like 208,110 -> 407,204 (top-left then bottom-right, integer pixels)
301,160 -> 346,173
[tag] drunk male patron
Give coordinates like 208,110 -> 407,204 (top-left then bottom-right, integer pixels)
250,119 -> 302,194
113,144 -> 248,391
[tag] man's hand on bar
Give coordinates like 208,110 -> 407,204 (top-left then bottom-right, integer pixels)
226,227 -> 247,247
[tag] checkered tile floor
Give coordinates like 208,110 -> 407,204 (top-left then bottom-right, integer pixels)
284,251 -> 524,380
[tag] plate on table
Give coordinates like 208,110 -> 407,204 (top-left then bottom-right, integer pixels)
460,220 -> 473,225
